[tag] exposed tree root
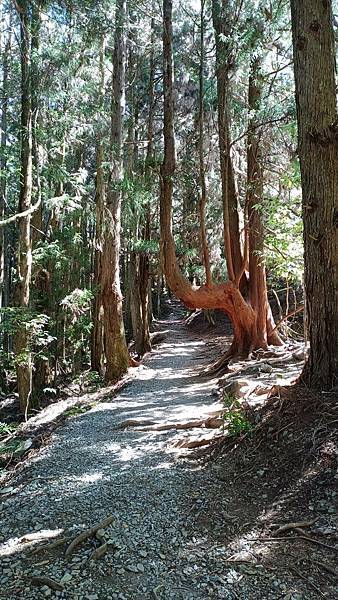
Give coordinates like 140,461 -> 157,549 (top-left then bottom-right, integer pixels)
90,542 -> 108,561
200,351 -> 232,376
129,356 -> 140,367
114,419 -> 158,430
30,537 -> 68,555
172,432 -> 226,449
150,331 -> 168,346
31,576 -> 63,591
272,519 -> 317,536
117,416 -> 224,432
65,515 -> 114,558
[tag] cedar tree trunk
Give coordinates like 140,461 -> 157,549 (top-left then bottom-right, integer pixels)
13,2 -> 33,413
101,0 -> 129,382
290,0 -> 338,389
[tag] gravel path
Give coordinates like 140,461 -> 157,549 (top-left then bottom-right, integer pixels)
1,310 -> 325,600
0,311 -> 236,600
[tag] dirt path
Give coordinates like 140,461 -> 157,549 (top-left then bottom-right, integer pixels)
0,308 -> 335,599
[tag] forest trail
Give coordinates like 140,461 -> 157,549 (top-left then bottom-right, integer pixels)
0,306 -> 229,600
0,306 -> 335,599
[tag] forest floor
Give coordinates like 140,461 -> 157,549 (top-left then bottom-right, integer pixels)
0,302 -> 336,600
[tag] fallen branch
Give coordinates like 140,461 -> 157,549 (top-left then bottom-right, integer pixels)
290,565 -> 326,598
272,518 -> 317,536
117,416 -> 224,432
173,433 -> 226,449
312,560 -> 337,576
141,416 -> 224,432
271,305 -> 304,332
65,515 -> 114,558
115,419 -> 157,429
251,535 -> 338,552
31,576 -> 64,591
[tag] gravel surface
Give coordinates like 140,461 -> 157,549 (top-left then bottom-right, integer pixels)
0,311 -> 332,599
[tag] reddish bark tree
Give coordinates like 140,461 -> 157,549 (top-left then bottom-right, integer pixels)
160,0 -> 281,371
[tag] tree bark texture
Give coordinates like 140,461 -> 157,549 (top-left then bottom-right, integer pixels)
91,35 -> 106,374
101,0 -> 129,382
198,0 -> 212,288
13,2 -> 33,413
212,0 -> 243,284
160,0 -> 281,362
246,57 -> 281,348
290,0 -> 338,389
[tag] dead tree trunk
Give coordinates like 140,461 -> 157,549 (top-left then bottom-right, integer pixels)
101,0 -> 129,382
13,2 -> 33,414
291,0 -> 338,389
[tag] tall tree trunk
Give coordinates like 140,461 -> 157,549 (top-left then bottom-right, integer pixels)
198,0 -> 212,288
127,14 -> 152,357
30,0 -> 49,398
0,10 -> 11,388
290,0 -> 338,389
101,0 -> 129,382
13,2 -> 33,414
91,35 -> 106,374
126,44 -> 145,356
212,0 -> 244,285
247,57 -> 281,348
136,9 -> 157,354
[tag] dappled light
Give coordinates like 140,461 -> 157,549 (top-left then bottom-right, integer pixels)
0,529 -> 64,558
0,0 -> 336,598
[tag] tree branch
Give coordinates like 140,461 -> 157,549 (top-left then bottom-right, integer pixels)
0,197 -> 41,228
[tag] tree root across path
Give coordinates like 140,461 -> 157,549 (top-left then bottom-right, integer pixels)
65,515 -> 114,558
116,416 -> 224,432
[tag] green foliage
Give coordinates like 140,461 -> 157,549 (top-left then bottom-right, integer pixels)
61,288 -> 93,319
86,371 -> 104,388
65,405 -> 92,418
0,437 -> 32,457
131,239 -> 159,255
33,240 -> 69,273
0,308 -> 55,366
222,393 -> 252,437
0,422 -> 18,438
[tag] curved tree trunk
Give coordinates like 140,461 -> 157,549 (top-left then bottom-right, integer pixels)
160,0 -> 279,364
291,0 -> 338,389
